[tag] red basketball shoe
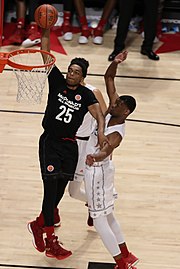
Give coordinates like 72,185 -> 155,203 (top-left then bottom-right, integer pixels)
27,219 -> 45,252
78,27 -> 91,44
93,27 -> 103,45
114,263 -> 137,269
62,23 -> 73,41
123,253 -> 139,267
22,23 -> 41,47
9,26 -> 25,45
45,235 -> 72,260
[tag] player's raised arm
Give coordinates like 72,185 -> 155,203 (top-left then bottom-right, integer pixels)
104,51 -> 128,107
41,28 -> 50,63
34,4 -> 58,63
93,88 -> 107,115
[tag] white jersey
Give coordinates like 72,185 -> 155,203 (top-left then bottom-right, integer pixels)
76,83 -> 96,137
84,114 -> 125,218
74,84 -> 97,182
85,114 -> 125,165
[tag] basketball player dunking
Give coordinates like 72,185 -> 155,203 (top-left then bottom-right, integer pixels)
28,26 -> 108,260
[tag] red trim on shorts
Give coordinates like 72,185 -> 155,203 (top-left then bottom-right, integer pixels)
62,137 -> 76,142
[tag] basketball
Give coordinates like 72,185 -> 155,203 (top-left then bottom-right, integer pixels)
34,4 -> 58,29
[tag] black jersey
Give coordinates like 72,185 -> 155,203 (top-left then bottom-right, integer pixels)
42,66 -> 98,139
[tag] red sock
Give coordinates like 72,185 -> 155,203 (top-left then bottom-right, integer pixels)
44,226 -> 54,239
17,18 -> 25,28
63,11 -> 71,26
119,243 -> 129,258
29,22 -> 39,33
97,18 -> 107,29
79,15 -> 88,29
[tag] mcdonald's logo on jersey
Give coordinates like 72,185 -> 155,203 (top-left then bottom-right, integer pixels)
47,165 -> 54,172
75,94 -> 81,101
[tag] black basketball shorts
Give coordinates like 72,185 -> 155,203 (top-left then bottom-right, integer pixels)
39,132 -> 78,181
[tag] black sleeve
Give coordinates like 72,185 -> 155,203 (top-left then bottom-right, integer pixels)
48,65 -> 65,92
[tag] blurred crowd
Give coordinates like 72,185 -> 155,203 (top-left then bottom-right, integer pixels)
2,0 -> 169,60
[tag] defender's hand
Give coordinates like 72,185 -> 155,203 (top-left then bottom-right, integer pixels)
114,51 -> 128,64
97,133 -> 110,149
86,155 -> 95,166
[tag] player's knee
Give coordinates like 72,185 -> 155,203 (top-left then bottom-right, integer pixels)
68,182 -> 80,198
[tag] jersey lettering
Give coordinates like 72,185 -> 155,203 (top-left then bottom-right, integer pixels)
55,105 -> 74,123
58,93 -> 82,110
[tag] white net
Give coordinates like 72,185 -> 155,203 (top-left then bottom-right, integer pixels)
8,50 -> 55,104
14,68 -> 49,104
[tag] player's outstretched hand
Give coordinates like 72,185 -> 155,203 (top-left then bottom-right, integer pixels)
114,51 -> 128,64
86,155 -> 95,166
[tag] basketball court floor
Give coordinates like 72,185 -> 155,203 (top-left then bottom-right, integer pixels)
0,23 -> 180,269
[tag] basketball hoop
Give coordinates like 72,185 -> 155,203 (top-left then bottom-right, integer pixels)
0,49 -> 56,104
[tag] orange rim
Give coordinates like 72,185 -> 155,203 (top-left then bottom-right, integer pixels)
7,49 -> 56,70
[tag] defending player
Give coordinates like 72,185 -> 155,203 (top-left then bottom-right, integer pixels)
84,51 -> 139,269
68,80 -> 107,226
